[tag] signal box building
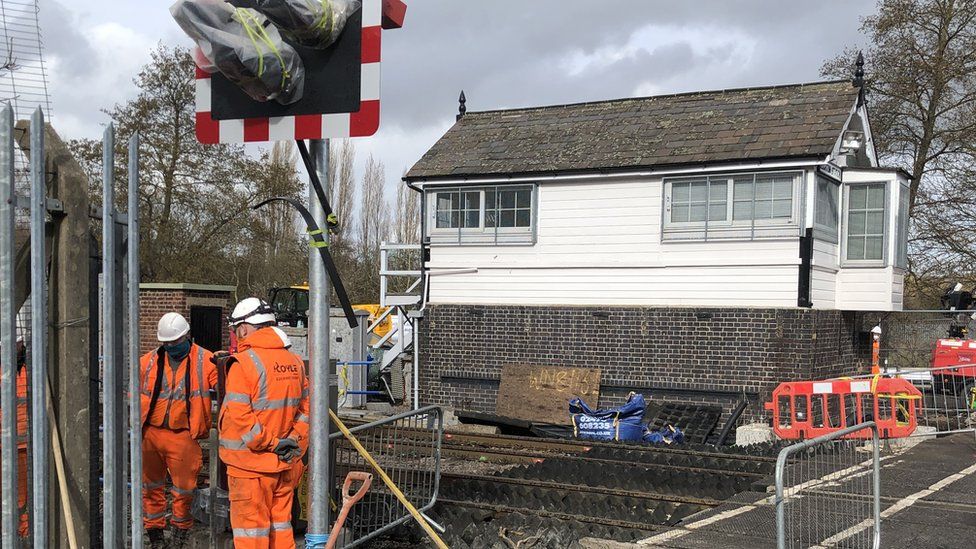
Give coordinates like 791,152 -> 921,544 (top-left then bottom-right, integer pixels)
404,79 -> 908,420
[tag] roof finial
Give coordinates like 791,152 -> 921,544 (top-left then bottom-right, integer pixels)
852,51 -> 865,88
457,90 -> 466,121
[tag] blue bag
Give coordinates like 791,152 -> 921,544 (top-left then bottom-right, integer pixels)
643,424 -> 685,444
569,393 -> 646,442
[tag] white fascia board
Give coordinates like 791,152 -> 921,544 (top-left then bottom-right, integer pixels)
412,159 -> 823,188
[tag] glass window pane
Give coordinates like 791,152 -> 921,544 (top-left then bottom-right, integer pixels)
671,204 -> 689,222
850,186 -> 867,209
516,190 -> 531,208
672,183 -> 689,202
463,191 -> 480,210
485,190 -> 496,210
435,211 -> 453,228
773,179 -> 793,199
849,212 -> 866,234
709,181 -> 728,200
436,192 -> 454,212
755,180 -> 773,200
865,236 -> 883,259
463,210 -> 480,228
709,203 -> 727,221
689,203 -> 707,222
485,210 -> 497,228
734,180 -> 753,200
772,199 -> 792,218
867,185 -> 885,208
865,211 -> 884,235
754,200 -> 772,219
689,182 -> 708,202
733,201 -> 752,220
847,236 -> 865,260
500,190 -> 516,209
499,210 -> 515,227
515,210 -> 531,227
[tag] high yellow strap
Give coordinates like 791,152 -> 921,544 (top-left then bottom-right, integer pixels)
311,0 -> 336,35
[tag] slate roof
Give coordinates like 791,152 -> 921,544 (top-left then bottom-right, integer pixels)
405,80 -> 860,181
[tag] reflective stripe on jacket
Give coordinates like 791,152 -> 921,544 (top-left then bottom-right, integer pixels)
139,344 -> 217,440
218,327 -> 310,475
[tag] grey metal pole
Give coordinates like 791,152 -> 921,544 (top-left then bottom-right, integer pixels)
307,139 -> 332,545
126,134 -> 142,547
0,106 -> 19,549
101,123 -> 120,549
29,107 -> 48,549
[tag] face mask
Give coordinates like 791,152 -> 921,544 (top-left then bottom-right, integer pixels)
165,339 -> 192,362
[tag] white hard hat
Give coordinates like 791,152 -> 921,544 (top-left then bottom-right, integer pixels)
157,312 -> 191,342
229,297 -> 276,327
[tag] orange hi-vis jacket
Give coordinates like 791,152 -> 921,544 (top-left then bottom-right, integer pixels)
139,344 -> 217,440
14,364 -> 27,449
219,327 -> 310,476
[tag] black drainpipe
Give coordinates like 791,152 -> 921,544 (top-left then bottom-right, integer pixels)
797,227 -> 813,307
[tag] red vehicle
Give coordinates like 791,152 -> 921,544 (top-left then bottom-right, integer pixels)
931,285 -> 976,410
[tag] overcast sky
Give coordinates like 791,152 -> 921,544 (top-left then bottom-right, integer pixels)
40,0 -> 878,197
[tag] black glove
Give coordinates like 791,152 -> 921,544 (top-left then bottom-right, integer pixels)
274,438 -> 300,462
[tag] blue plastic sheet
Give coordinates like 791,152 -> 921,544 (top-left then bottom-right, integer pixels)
569,393 -> 646,442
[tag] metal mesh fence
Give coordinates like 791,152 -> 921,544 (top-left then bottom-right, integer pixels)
775,422 -> 880,549
865,311 -> 976,436
326,406 -> 442,548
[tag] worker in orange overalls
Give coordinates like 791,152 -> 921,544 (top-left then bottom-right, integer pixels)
219,297 -> 309,549
139,312 -> 217,548
0,335 -> 29,538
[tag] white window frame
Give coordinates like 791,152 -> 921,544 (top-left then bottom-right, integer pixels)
895,181 -> 910,270
841,182 -> 888,267
426,184 -> 537,246
662,171 -> 803,240
814,175 -> 841,243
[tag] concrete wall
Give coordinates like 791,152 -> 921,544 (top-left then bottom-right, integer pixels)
418,304 -> 872,424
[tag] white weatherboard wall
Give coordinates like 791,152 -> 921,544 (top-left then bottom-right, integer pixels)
426,175 -> 802,307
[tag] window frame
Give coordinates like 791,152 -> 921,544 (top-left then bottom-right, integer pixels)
814,174 -> 841,243
426,184 -> 537,246
841,181 -> 889,267
895,181 -> 910,270
662,170 -> 804,240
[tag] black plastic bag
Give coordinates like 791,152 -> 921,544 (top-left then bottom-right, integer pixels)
171,0 -> 305,104
254,0 -> 361,49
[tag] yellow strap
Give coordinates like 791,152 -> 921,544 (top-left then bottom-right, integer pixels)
234,9 -> 290,91
308,229 -> 324,236
311,0 -> 336,36
329,409 -> 449,549
310,240 -> 329,249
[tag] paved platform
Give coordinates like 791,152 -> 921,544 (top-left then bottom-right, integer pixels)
584,433 -> 976,549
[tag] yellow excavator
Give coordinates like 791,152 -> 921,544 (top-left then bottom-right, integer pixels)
267,285 -> 392,338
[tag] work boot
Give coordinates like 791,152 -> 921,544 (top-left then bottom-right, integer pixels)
170,527 -> 191,548
146,528 -> 165,549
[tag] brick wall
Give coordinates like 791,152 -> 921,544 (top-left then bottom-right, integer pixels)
418,305 -> 872,424
139,288 -> 232,356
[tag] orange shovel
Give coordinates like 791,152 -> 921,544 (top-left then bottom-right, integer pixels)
325,471 -> 374,549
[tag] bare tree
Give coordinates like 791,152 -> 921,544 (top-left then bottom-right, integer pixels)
823,0 -> 976,305
350,155 -> 390,302
393,181 -> 421,244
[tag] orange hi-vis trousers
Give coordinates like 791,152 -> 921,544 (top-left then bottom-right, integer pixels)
228,462 -> 303,549
142,426 -> 202,530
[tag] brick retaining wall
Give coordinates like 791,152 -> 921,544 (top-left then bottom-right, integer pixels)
418,305 -> 872,425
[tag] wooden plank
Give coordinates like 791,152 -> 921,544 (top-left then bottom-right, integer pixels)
496,364 -> 601,424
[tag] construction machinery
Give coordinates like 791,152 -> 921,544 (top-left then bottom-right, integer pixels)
931,283 -> 976,410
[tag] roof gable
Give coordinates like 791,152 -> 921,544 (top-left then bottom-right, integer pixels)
405,80 -> 860,180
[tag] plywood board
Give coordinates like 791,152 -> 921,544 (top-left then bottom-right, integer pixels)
496,364 -> 601,424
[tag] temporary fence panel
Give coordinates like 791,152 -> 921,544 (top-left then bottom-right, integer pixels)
325,405 -> 442,548
775,422 -> 881,549
874,310 -> 976,436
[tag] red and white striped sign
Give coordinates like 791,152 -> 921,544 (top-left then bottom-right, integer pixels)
195,0 -> 382,143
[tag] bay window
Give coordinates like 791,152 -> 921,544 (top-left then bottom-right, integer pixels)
814,175 -> 841,242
